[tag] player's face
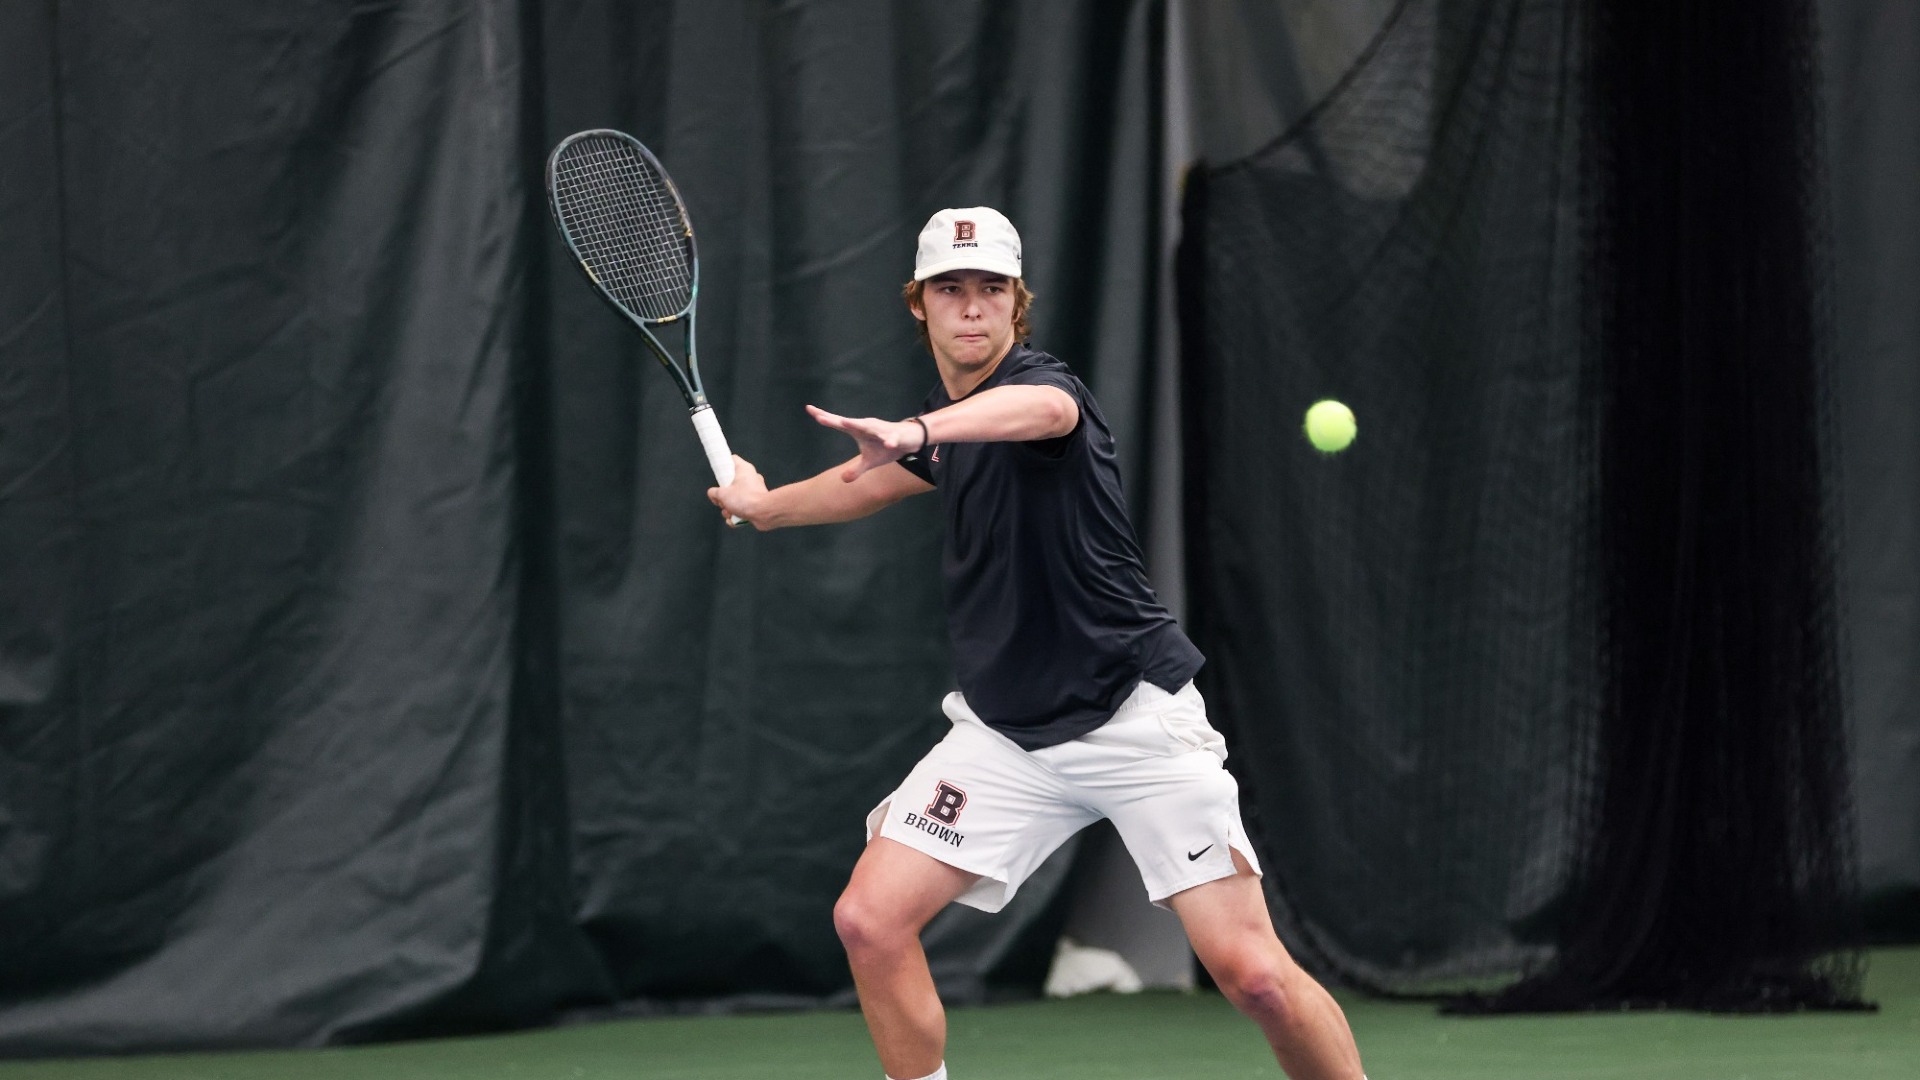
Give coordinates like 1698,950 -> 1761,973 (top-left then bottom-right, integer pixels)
914,269 -> 1017,373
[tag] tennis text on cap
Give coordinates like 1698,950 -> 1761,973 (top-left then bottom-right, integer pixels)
926,781 -> 968,824
951,220 -> 978,248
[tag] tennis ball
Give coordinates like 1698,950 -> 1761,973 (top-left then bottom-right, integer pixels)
1303,399 -> 1356,453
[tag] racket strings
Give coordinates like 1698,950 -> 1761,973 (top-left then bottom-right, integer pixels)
553,137 -> 694,321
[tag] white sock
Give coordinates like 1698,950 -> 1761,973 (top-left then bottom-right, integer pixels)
886,1065 -> 946,1080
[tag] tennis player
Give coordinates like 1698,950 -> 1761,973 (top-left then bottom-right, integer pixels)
708,207 -> 1367,1080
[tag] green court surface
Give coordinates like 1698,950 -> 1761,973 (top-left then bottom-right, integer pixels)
2,949 -> 1913,1080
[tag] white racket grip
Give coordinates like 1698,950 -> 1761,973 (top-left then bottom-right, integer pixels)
690,405 -> 744,527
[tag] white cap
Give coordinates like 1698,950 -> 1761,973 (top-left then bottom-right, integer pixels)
913,206 -> 1022,281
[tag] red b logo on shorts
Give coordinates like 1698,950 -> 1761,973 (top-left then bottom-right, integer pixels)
927,781 -> 967,825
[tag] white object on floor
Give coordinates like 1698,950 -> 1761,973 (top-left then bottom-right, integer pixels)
1044,935 -> 1145,997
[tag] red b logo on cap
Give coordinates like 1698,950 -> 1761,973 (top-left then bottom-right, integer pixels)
954,220 -> 976,242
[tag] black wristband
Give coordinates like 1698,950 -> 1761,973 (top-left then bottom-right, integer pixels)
910,416 -> 931,453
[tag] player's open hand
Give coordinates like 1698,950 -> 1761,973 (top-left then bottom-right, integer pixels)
807,405 -> 925,482
708,456 -> 770,529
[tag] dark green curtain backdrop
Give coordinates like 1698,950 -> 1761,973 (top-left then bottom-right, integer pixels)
0,0 -> 1166,1053
536,0 -> 1166,1011
1822,0 -> 1920,942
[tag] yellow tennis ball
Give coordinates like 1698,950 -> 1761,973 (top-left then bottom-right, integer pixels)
1303,399 -> 1356,453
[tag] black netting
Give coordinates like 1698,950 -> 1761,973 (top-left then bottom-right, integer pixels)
1450,0 -> 1869,1014
1180,0 -> 1870,1010
1180,0 -> 1592,995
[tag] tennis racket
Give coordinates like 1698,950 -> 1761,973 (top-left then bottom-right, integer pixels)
546,129 -> 742,525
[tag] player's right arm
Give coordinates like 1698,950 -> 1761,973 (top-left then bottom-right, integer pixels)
708,455 -> 932,531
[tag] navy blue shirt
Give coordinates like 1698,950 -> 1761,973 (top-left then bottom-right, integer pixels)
898,345 -> 1203,750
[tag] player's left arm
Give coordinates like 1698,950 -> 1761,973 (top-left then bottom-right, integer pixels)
807,385 -> 1079,481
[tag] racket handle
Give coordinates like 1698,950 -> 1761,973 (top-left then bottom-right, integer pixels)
690,405 -> 745,528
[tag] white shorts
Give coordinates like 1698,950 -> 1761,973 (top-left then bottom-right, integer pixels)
865,680 -> 1261,913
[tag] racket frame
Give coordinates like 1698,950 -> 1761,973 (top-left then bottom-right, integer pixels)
545,129 -> 741,517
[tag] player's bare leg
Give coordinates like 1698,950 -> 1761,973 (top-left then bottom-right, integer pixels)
1168,850 -> 1366,1080
834,830 -> 980,1079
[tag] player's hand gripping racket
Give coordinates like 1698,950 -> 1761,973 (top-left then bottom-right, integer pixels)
546,129 -> 742,525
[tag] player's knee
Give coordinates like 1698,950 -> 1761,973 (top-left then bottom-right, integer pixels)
833,889 -> 908,958
1215,957 -> 1298,1028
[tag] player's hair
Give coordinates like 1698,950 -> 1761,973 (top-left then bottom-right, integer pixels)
902,277 -> 1035,355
